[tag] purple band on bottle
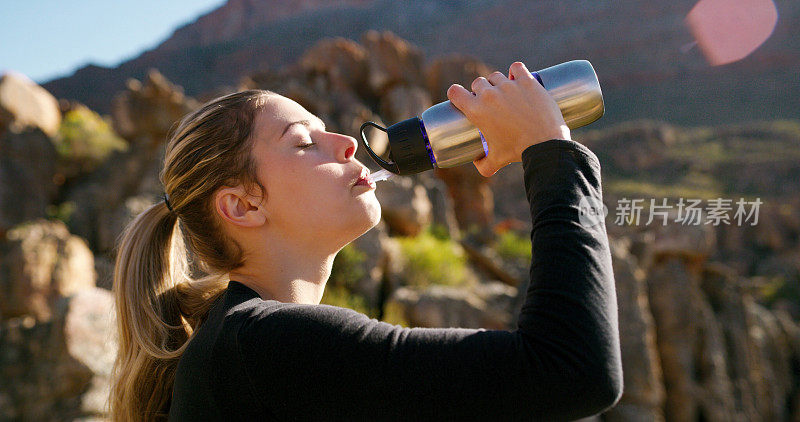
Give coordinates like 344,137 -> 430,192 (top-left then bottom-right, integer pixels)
419,119 -> 436,165
532,71 -> 544,86
480,131 -> 488,156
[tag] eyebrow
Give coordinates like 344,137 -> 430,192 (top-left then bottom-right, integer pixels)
279,117 -> 326,139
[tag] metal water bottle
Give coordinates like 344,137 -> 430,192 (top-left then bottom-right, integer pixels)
359,60 -> 604,175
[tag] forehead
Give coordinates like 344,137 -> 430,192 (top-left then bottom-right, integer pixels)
253,96 -> 323,144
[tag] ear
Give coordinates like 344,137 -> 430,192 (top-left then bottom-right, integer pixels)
214,186 -> 267,228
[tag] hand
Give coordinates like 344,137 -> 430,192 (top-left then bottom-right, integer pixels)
446,62 -> 571,177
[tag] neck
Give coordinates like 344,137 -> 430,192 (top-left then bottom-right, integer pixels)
229,240 -> 337,304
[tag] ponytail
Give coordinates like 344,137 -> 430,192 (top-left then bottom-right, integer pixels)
109,201 -> 227,420
109,90 -> 273,420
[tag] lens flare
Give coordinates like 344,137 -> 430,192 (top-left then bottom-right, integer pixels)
686,0 -> 778,66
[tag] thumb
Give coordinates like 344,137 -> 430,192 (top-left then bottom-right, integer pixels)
473,156 -> 498,177
446,84 -> 474,114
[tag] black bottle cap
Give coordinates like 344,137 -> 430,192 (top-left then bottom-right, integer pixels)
385,117 -> 434,175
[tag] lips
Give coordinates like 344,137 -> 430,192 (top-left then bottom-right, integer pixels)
353,167 -> 374,188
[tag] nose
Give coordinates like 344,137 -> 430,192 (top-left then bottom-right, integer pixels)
331,132 -> 358,162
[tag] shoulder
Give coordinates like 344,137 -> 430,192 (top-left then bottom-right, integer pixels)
229,299 -> 381,348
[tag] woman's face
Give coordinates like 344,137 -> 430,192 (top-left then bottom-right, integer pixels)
250,95 -> 381,249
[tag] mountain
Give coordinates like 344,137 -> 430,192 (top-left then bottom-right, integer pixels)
43,0 -> 799,127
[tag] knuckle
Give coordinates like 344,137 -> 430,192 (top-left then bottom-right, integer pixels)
482,88 -> 500,102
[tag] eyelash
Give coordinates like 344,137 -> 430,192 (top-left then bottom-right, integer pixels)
298,140 -> 316,149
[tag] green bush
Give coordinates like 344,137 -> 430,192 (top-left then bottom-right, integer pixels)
328,243 -> 367,290
320,285 -> 375,318
46,201 -> 76,226
54,105 -> 127,174
320,244 -> 376,317
396,230 -> 471,288
495,230 -> 532,265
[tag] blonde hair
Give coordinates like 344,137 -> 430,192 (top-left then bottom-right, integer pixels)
109,90 -> 274,421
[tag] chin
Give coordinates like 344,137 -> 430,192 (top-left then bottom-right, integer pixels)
362,200 -> 382,231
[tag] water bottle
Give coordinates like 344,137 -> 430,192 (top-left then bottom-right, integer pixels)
360,60 -> 604,176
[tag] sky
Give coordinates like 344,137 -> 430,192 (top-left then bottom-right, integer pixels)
0,0 -> 227,84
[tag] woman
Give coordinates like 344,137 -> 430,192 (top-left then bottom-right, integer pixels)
110,62 -> 622,421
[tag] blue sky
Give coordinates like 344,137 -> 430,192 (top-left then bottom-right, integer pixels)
1,0 -> 227,84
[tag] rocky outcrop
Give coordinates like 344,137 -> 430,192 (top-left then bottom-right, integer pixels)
602,239 -> 666,422
110,69 -> 197,145
361,30 -> 425,97
424,54 -> 492,103
66,71 -> 195,253
299,37 -> 368,95
387,281 -> 517,330
0,72 -> 61,137
0,128 -> 58,235
0,219 -> 95,322
0,287 -> 116,420
374,175 -> 432,237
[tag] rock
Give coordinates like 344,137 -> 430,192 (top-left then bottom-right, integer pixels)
299,37 -> 368,95
0,287 -> 116,420
646,255 -> 740,421
387,281 -> 517,329
65,143 -> 164,253
67,71 -> 194,253
701,263 -> 795,421
424,54 -> 492,103
361,30 -> 425,96
581,120 -> 679,175
434,165 -> 494,241
0,71 -> 61,137
0,220 -> 96,322
602,238 -> 665,422
631,209 -> 717,269
378,84 -> 431,123
374,176 -> 432,237
110,69 -> 197,145
346,222 -> 390,311
0,128 -> 58,234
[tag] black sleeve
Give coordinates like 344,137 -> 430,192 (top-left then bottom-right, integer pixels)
235,139 -> 623,421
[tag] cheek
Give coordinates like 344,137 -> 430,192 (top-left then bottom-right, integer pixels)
266,162 -> 346,222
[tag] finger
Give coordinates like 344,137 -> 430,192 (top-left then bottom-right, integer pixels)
471,76 -> 492,93
447,84 -> 475,113
486,71 -> 508,86
509,61 -> 535,82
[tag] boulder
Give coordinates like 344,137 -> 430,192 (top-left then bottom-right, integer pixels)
386,281 -> 517,330
361,30 -> 425,96
378,84 -> 431,123
434,164 -> 494,241
602,237 -> 665,422
645,255 -> 739,421
68,70 -> 196,253
0,287 -> 116,420
0,72 -> 61,137
424,54 -> 492,103
0,219 -> 96,322
374,176 -> 432,237
110,69 -> 197,145
0,128 -> 58,234
299,37 -> 368,95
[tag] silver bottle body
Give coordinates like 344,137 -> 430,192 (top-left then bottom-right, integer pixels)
421,60 -> 604,168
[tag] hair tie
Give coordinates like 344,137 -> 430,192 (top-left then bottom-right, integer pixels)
163,192 -> 174,213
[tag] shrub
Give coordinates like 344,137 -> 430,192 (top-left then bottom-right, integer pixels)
396,230 -> 472,288
320,244 -> 375,317
495,230 -> 531,265
53,105 -> 127,177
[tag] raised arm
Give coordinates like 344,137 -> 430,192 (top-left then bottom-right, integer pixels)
235,62 -> 622,421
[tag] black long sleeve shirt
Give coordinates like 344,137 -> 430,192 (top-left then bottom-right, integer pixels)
168,139 -> 623,421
